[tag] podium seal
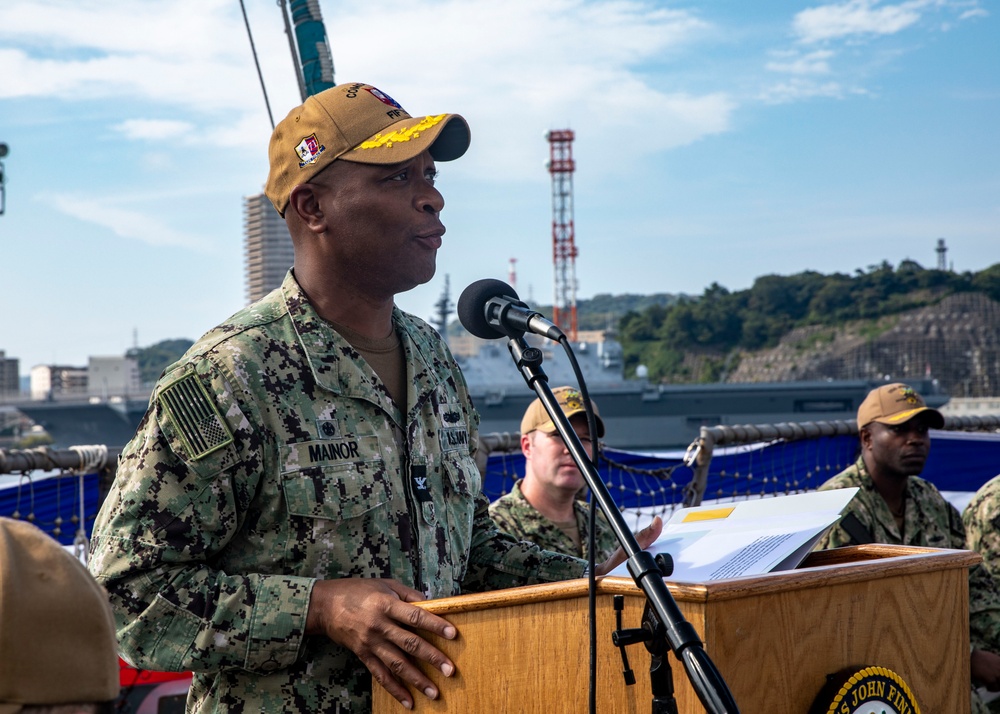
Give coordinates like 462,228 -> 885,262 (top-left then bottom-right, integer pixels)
809,665 -> 920,714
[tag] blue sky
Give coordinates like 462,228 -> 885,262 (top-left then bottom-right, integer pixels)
0,0 -> 997,376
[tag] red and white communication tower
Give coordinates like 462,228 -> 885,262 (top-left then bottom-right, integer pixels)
547,129 -> 578,341
508,257 -> 518,294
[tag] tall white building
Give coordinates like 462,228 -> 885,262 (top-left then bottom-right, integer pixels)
244,192 -> 294,304
88,356 -> 141,398
30,364 -> 87,400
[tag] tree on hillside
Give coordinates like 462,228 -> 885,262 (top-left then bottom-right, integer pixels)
127,339 -> 194,385
618,260 -> 1000,384
972,264 -> 1000,302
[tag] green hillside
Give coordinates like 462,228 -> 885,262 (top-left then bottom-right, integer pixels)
126,338 -> 193,386
128,260 -> 1000,394
618,261 -> 1000,384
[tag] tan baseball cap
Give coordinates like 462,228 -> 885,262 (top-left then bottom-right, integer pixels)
520,386 -> 605,438
0,518 -> 120,713
856,382 -> 944,430
265,81 -> 471,215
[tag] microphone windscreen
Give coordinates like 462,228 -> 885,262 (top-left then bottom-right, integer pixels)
457,278 -> 519,339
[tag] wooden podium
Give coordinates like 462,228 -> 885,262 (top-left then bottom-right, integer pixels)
372,545 -> 975,713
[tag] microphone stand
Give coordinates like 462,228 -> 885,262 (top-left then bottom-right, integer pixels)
506,336 -> 739,714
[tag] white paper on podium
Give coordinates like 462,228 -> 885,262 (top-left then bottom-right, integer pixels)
608,488 -> 859,582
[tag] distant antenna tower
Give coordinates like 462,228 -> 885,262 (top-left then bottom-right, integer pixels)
936,238 -> 948,271
547,130 -> 578,341
508,258 -> 518,293
431,274 -> 453,340
0,142 -> 9,216
0,142 -> 8,216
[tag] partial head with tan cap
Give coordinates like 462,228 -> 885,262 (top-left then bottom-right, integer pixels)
265,82 -> 470,217
0,518 -> 120,714
856,382 -> 944,482
518,387 -> 604,513
856,382 -> 944,431
520,386 -> 605,438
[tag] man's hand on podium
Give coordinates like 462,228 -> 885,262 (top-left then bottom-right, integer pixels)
593,516 -> 664,577
302,518 -> 664,710
972,648 -> 1000,692
306,577 -> 456,711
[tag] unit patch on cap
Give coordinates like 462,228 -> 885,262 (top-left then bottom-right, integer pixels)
366,86 -> 403,109
560,388 -> 586,412
295,134 -> 326,168
898,386 -> 919,405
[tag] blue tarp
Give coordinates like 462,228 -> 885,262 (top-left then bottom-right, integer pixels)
0,471 -> 101,545
482,435 -> 860,510
483,430 -> 1000,509
5,429 -> 998,544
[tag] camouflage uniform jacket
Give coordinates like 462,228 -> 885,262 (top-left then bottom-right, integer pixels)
817,457 -> 1000,656
964,473 -> 1000,581
489,479 -> 619,561
967,476 -> 1000,710
89,270 -> 585,714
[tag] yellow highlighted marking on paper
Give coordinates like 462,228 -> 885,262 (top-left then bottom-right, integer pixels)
682,507 -> 735,523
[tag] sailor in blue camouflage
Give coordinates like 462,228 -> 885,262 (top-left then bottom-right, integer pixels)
88,83 -> 622,714
815,383 -> 1000,712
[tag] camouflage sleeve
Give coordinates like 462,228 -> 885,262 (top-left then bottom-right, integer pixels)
965,475 -> 1000,581
969,563 -> 1000,653
955,489 -> 1000,653
89,363 -> 313,675
815,475 -> 869,550
462,492 -> 586,592
487,494 -> 524,541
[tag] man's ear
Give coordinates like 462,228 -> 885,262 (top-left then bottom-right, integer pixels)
859,425 -> 873,451
287,183 -> 327,233
520,432 -> 533,460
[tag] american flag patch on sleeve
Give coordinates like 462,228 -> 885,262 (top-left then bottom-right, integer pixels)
159,374 -> 234,460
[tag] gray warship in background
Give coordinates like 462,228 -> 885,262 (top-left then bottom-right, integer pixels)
453,329 -> 949,451
4,321 -> 949,453
4,327 -> 948,452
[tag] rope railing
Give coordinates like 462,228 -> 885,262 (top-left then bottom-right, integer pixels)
0,445 -> 121,558
0,445 -> 120,475
682,415 -> 1000,507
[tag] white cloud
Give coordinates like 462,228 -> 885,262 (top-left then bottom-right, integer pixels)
791,0 -> 986,44
793,0 -> 929,43
51,194 -> 208,250
113,119 -> 194,141
0,0 -> 281,114
0,0 -> 735,177
766,50 -> 836,75
324,0 -> 733,179
758,79 -> 857,104
959,8 -> 989,20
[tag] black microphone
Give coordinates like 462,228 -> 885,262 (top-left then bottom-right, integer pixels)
457,279 -> 565,341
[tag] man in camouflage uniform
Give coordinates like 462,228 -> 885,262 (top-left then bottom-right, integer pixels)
816,383 -> 1000,712
88,83 -> 661,713
965,474 -> 1000,579
964,475 -> 1000,711
489,386 -> 619,561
